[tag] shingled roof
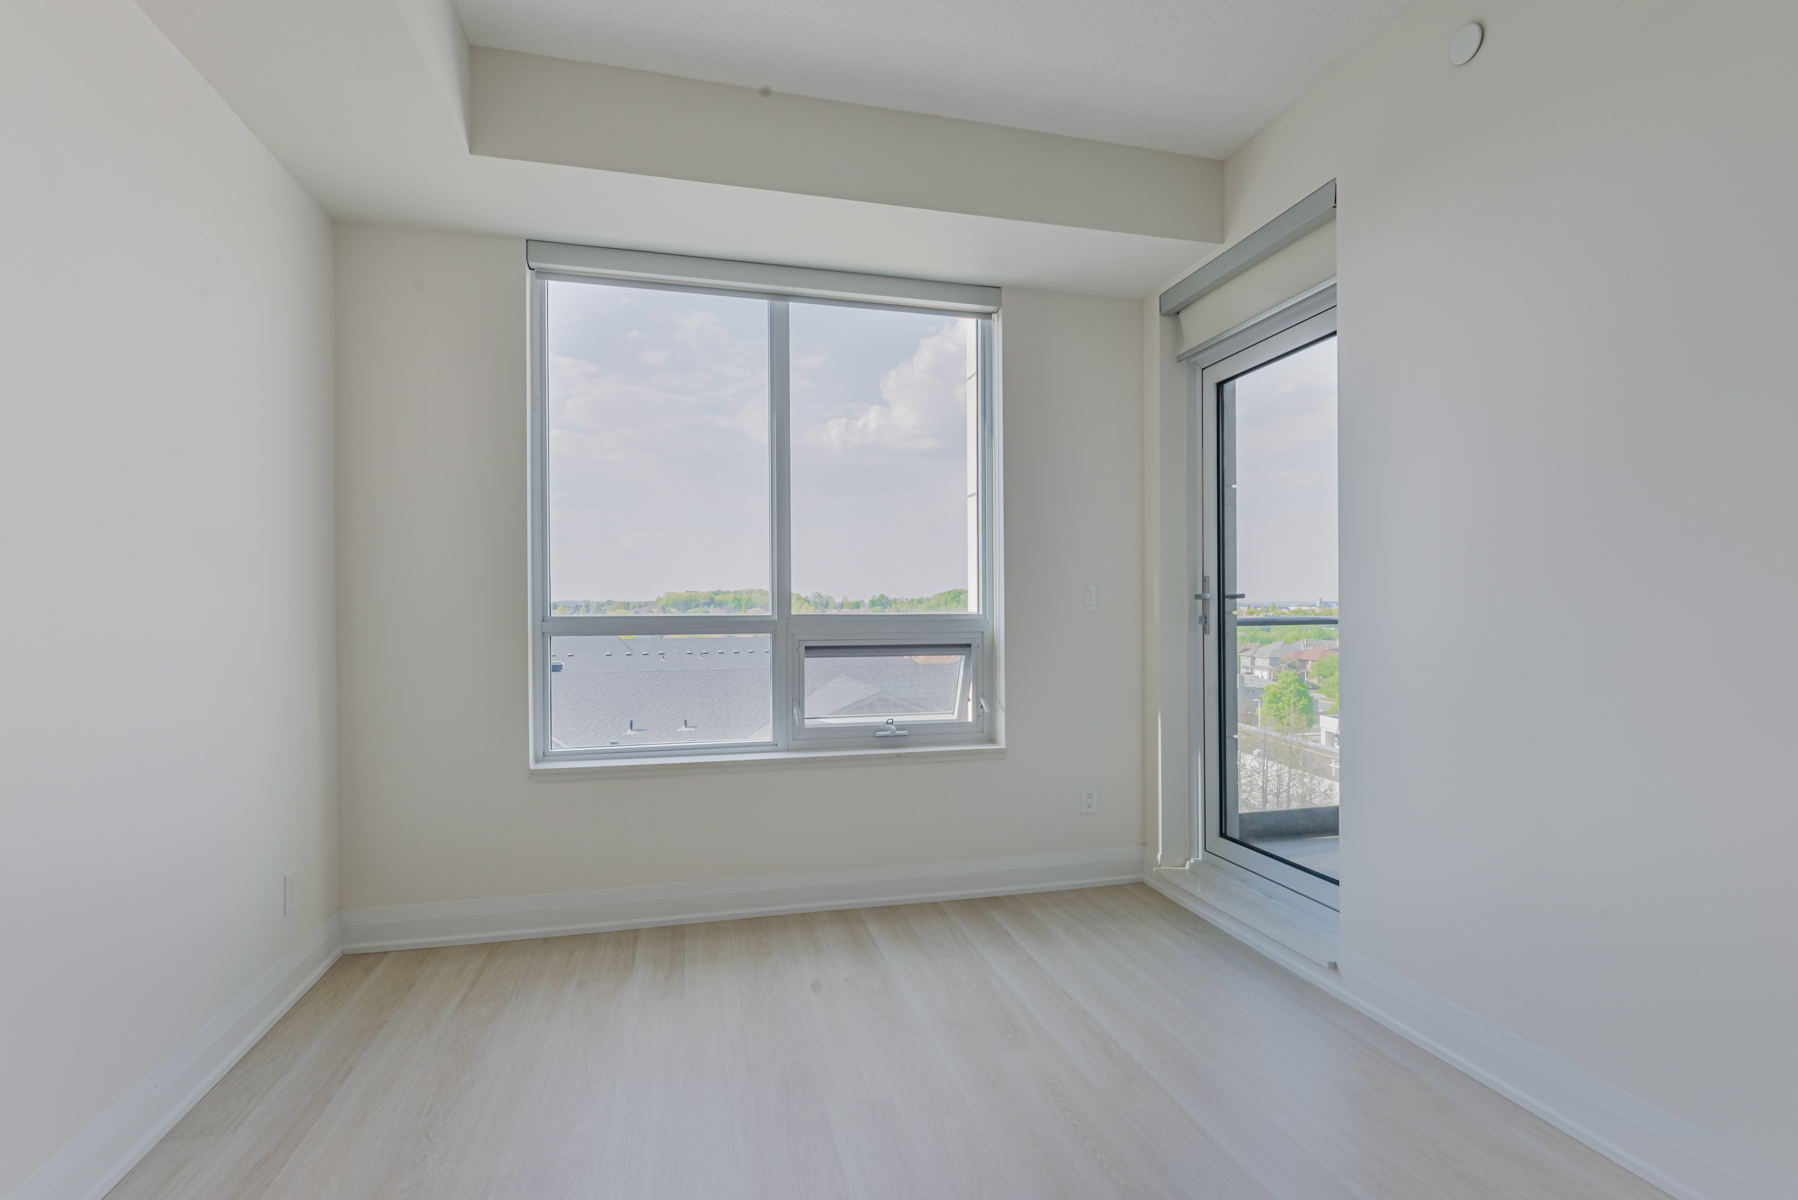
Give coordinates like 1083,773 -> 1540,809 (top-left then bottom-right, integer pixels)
548,634 -> 964,749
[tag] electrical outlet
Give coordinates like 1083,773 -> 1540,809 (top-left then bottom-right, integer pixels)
1081,584 -> 1097,612
1080,785 -> 1099,814
283,871 -> 299,916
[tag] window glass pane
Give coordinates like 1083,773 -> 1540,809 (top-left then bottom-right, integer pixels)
803,645 -> 970,725
1222,336 -> 1339,882
549,634 -> 772,749
788,303 -> 977,614
1231,623 -> 1340,878
545,281 -> 770,614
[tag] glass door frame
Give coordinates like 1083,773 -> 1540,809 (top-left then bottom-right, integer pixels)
1189,285 -> 1339,910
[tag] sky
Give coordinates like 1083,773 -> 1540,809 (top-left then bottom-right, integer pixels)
1228,336 -> 1338,605
545,280 -> 973,604
546,281 -> 770,602
789,302 -> 971,602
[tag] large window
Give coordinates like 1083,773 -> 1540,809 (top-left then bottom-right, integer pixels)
1194,286 -> 1339,908
529,251 -> 997,763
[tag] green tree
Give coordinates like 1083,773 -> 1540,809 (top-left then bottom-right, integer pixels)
1311,652 -> 1339,714
1261,669 -> 1316,734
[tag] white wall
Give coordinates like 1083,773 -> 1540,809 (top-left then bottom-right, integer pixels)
1155,0 -> 1798,1180
0,0 -> 336,1194
334,224 -> 1145,909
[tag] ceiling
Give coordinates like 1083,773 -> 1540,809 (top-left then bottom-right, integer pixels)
135,0 -> 1395,295
453,0 -> 1409,158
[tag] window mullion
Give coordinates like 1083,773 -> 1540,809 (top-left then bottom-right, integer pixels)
769,300 -> 793,749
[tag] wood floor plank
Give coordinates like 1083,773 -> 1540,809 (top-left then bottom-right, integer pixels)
1001,887 -> 1669,1200
106,885 -> 1673,1200
990,889 -> 1487,1200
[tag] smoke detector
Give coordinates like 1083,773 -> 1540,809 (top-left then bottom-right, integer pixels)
1450,22 -> 1484,66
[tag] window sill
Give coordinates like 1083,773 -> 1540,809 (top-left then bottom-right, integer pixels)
529,740 -> 1005,781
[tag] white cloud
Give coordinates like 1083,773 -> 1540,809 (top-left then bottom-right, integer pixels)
813,321 -> 969,457
785,318 -> 973,599
545,297 -> 772,599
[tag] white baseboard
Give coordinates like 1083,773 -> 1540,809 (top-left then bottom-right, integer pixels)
341,845 -> 1147,953
1145,872 -> 1794,1200
11,915 -> 343,1200
1334,950 -> 1796,1200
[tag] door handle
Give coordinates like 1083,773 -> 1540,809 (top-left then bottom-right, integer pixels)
1197,590 -> 1246,634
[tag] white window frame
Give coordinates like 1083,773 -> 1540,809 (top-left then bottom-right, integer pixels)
1190,283 -> 1339,909
788,632 -> 987,749
527,246 -> 1001,767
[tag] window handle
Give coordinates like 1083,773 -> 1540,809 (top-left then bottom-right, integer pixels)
1224,593 -> 1245,599
874,718 -> 910,738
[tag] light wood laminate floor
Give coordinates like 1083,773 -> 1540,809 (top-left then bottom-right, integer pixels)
108,885 -> 1667,1199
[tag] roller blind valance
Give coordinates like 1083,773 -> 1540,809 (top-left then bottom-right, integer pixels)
527,241 -> 1002,313
1159,180 -> 1335,316
1177,223 -> 1335,358
1160,180 -> 1337,359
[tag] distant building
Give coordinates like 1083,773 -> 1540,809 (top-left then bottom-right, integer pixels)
1287,646 -> 1338,677
1236,673 -> 1266,725
1239,637 -> 1336,677
1242,641 -> 1305,680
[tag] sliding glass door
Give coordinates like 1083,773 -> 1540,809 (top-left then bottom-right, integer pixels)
1194,290 -> 1339,908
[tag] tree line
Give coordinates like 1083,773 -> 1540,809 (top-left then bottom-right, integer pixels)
793,589 -> 967,613
550,588 -> 969,616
